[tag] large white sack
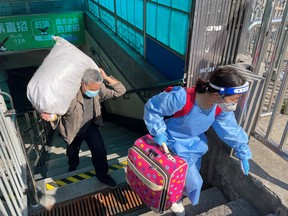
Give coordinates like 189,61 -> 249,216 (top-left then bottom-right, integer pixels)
27,36 -> 99,115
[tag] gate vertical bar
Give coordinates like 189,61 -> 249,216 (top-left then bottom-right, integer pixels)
266,2 -> 288,112
251,0 -> 275,75
237,0 -> 254,56
279,121 -> 288,150
253,1 -> 288,130
266,61 -> 288,139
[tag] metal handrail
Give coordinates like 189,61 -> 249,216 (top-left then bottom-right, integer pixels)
0,91 -> 40,215
20,110 -> 50,170
22,119 -> 42,134
125,79 -> 184,95
248,17 -> 283,31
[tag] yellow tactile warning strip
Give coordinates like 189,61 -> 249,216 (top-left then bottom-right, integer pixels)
29,183 -> 147,216
46,161 -> 128,190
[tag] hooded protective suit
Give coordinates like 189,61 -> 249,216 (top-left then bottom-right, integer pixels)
143,86 -> 252,205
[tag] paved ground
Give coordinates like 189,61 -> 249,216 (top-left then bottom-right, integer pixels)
249,136 -> 288,214
256,114 -> 288,153
251,114 -> 288,211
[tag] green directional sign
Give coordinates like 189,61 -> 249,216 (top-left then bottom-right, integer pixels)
0,11 -> 85,52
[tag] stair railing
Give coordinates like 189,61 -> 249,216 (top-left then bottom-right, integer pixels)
124,79 -> 184,99
0,91 -> 39,216
18,108 -> 51,172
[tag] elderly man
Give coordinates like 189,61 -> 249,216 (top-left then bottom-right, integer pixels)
42,68 -> 126,188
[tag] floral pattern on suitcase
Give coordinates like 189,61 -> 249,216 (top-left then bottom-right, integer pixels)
126,134 -> 187,212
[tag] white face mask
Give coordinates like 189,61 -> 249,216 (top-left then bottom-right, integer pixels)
217,102 -> 237,112
217,97 -> 238,112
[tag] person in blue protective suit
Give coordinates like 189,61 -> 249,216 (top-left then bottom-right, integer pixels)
143,66 -> 252,216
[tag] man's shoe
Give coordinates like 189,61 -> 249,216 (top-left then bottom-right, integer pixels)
98,175 -> 118,189
170,201 -> 185,216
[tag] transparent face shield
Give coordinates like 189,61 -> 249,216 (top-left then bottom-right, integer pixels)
209,82 -> 250,119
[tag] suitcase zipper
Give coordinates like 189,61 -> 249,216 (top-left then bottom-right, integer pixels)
130,146 -> 169,213
127,159 -> 163,191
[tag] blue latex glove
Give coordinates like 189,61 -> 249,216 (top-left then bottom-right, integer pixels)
241,159 -> 250,175
154,133 -> 167,146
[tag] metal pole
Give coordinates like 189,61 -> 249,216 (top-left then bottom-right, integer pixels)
265,2 -> 288,112
279,121 -> 288,150
143,0 -> 147,60
251,0 -> 275,75
266,61 -> 288,140
184,0 -> 197,87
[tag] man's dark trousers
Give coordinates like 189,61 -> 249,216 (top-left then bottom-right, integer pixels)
66,124 -> 109,180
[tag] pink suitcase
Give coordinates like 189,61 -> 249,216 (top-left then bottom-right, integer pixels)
126,134 -> 188,213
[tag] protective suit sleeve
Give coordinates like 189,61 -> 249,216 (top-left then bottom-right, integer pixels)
212,111 -> 252,160
143,86 -> 186,136
154,133 -> 167,146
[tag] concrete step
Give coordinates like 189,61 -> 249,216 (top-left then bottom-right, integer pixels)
196,198 -> 260,216
44,147 -> 131,177
45,124 -> 138,149
45,132 -> 137,161
43,155 -> 128,182
100,125 -> 134,137
40,120 -> 141,178
45,134 -> 135,166
127,187 -> 229,216
33,166 -> 127,212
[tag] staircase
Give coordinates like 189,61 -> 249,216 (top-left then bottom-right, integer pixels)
37,121 -> 140,179
29,120 -> 143,214
127,187 -> 262,216
28,120 -> 273,216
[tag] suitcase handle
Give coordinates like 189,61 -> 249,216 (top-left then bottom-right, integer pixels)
162,142 -> 176,163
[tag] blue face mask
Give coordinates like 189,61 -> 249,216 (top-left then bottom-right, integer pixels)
85,90 -> 99,98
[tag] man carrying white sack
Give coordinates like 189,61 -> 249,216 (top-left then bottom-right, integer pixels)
41,68 -> 126,188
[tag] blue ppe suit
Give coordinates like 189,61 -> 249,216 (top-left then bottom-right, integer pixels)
143,86 -> 252,205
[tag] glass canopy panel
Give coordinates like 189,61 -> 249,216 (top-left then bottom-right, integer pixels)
170,11 -> 189,55
116,0 -> 128,21
172,0 -> 192,12
99,8 -> 116,32
156,6 -> 170,46
146,2 -> 157,38
99,0 -> 114,13
117,20 -> 144,55
89,1 -> 99,18
0,0 -> 83,16
150,0 -> 192,12
116,0 -> 143,30
157,0 -> 172,7
134,0 -> 144,30
146,1 -> 191,55
0,3 -> 27,16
